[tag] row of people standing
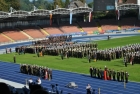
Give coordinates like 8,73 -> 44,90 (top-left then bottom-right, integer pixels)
33,35 -> 72,45
15,42 -> 98,58
20,64 -> 52,80
96,43 -> 140,61
89,66 -> 129,83
124,51 -> 140,65
5,48 -> 12,54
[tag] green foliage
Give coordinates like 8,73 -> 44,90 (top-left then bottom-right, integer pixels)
0,36 -> 140,82
53,0 -> 65,9
0,0 -> 8,11
79,0 -> 86,3
88,2 -> 93,8
0,0 -> 20,11
65,0 -> 70,7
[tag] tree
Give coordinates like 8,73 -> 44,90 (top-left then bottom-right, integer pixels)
53,0 -> 63,9
65,0 -> 70,8
79,0 -> 85,4
0,0 -> 8,11
88,2 -> 93,8
5,0 -> 20,10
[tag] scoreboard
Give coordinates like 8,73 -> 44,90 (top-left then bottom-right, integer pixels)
94,0 -> 115,11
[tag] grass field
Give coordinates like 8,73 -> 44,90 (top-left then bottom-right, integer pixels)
0,36 -> 140,82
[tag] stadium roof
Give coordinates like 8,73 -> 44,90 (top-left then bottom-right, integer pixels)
117,4 -> 139,10
0,0 -> 92,19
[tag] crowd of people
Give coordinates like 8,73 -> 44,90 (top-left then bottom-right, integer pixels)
124,51 -> 140,65
95,43 -> 140,62
15,39 -> 140,63
89,66 -> 129,83
15,42 -> 98,59
5,48 -> 12,54
20,64 -> 52,80
34,35 -> 72,45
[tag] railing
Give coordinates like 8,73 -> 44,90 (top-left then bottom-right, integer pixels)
0,37 -> 48,46
105,28 -> 140,33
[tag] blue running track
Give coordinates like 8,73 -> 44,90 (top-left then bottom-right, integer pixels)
0,61 -> 140,94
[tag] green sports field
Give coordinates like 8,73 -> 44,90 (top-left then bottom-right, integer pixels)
0,36 -> 140,82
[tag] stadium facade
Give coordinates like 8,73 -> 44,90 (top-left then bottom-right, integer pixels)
0,0 -> 92,29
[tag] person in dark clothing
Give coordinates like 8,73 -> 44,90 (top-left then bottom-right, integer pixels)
121,71 -> 124,82
60,51 -> 64,60
125,71 -> 129,83
97,68 -> 100,79
107,35 -> 110,40
117,70 -> 120,82
100,68 -> 103,79
89,66 -> 93,77
23,86 -> 29,94
30,84 -> 42,94
125,62 -> 127,67
86,84 -> 92,94
124,56 -> 127,67
51,84 -> 55,92
5,48 -> 7,54
108,69 -> 112,80
112,70 -> 116,81
13,55 -> 16,63
0,82 -> 11,94
56,84 -> 60,94
32,89 -> 49,94
88,54 -> 91,63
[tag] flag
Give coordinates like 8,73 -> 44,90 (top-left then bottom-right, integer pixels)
50,14 -> 52,26
117,10 -> 120,20
89,12 -> 92,22
70,13 -> 73,24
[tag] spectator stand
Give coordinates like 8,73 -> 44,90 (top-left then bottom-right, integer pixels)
46,32 -> 87,38
105,27 -> 140,34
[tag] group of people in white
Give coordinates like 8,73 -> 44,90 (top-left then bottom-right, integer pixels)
28,78 -> 41,86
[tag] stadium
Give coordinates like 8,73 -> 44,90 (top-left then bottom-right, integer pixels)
0,0 -> 140,94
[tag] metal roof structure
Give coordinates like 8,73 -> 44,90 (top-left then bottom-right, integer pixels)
117,3 -> 140,10
0,7 -> 92,18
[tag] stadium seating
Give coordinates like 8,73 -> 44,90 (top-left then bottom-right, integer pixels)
59,23 -> 80,33
2,29 -> 29,41
134,20 -> 140,27
78,21 -> 98,33
21,27 -> 46,38
0,34 -> 11,43
99,19 -> 118,31
42,24 -> 64,35
120,17 -> 137,29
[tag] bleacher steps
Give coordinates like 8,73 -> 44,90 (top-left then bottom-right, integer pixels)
98,27 -> 103,32
76,22 -> 84,32
1,33 -> 14,42
96,21 -> 103,33
20,30 -> 33,40
58,27 -> 65,33
118,21 -> 121,30
36,26 -> 49,35
16,28 -> 33,40
79,27 -> 84,32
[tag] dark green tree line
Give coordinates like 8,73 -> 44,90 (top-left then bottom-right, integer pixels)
0,0 -> 20,11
